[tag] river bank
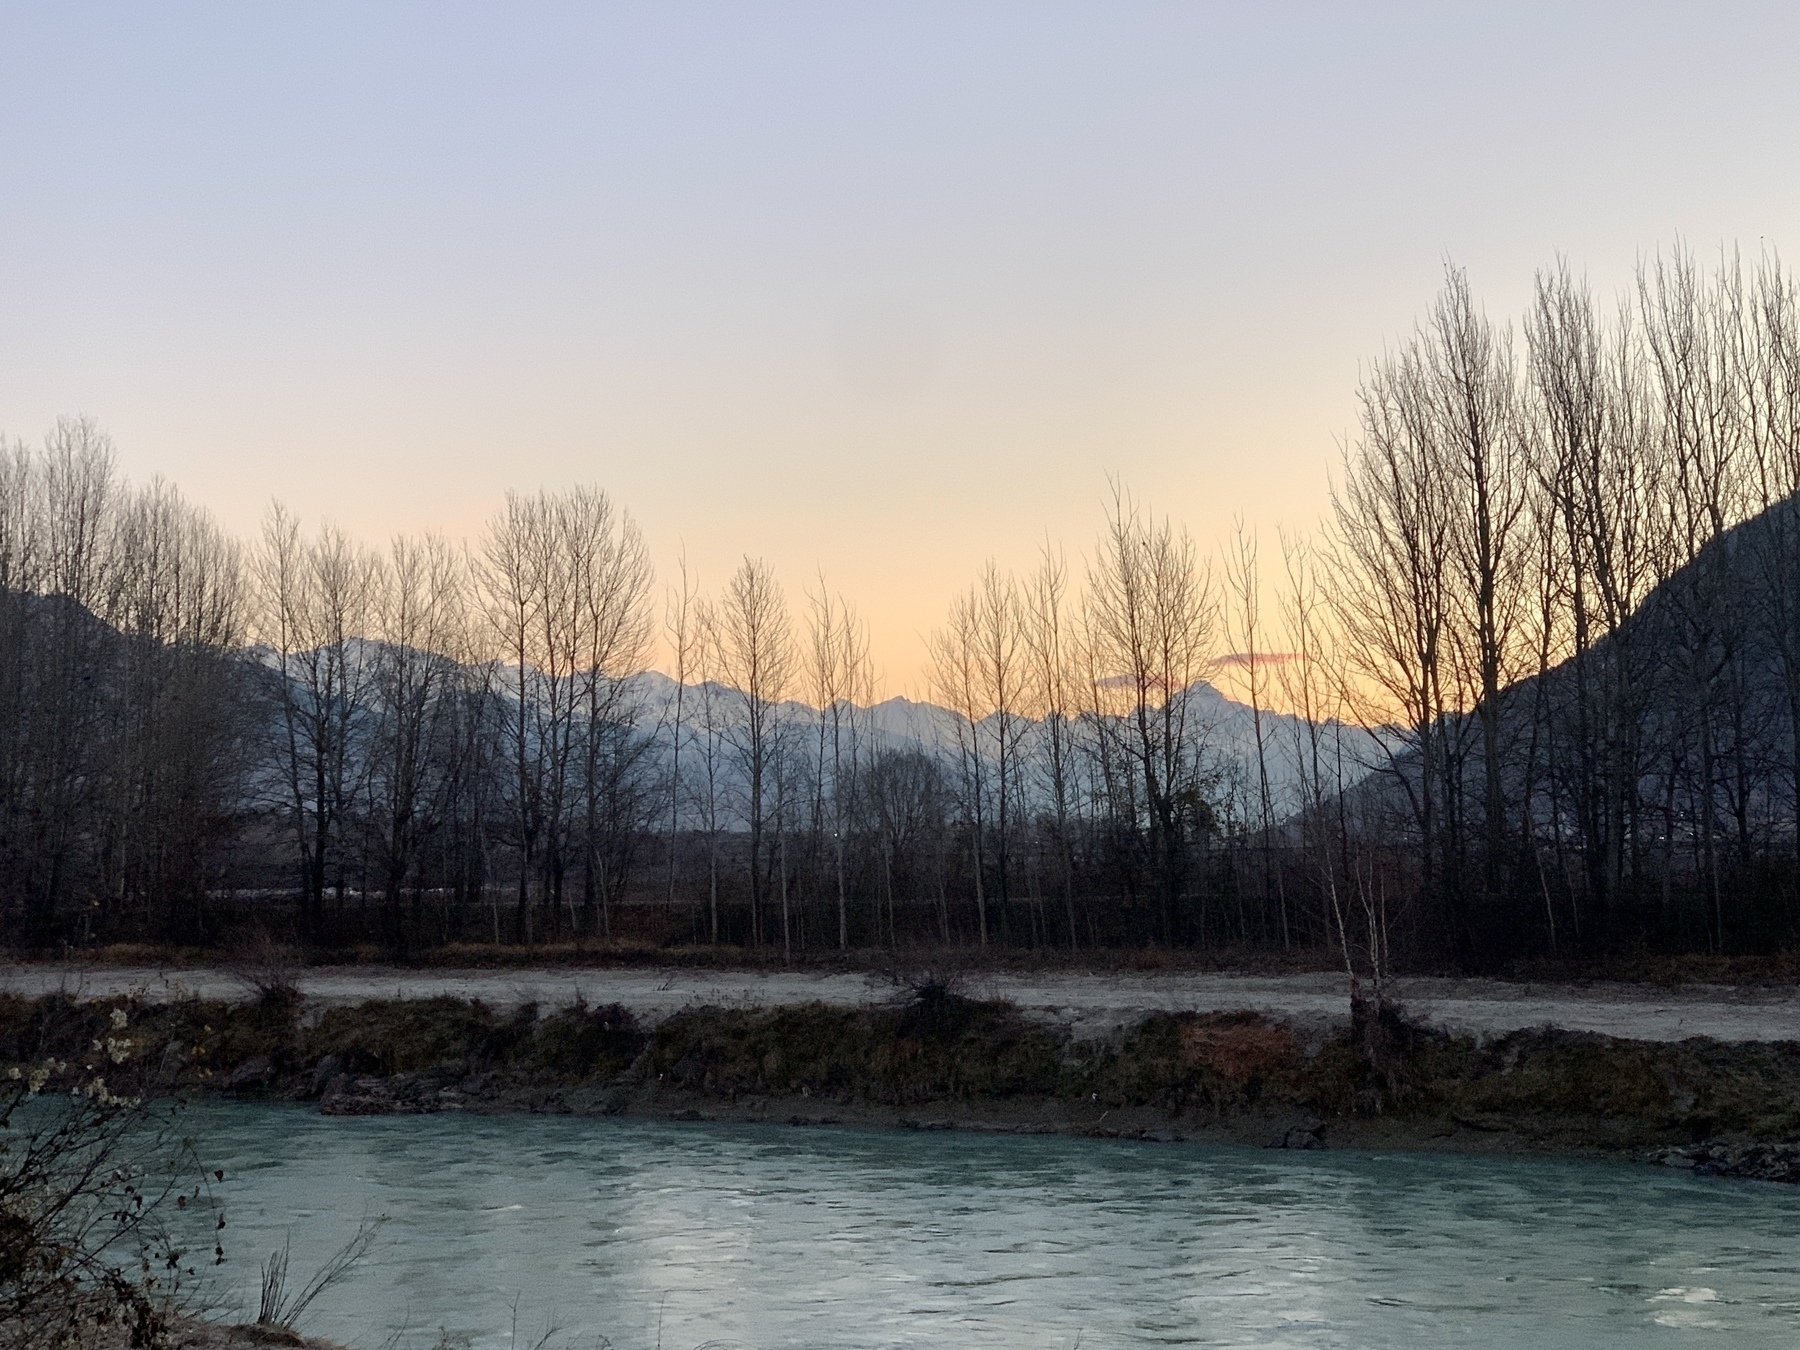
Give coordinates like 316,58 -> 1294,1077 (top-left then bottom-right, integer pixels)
129,1318 -> 341,1350
4,983 -> 1798,1183
9,961 -> 1800,1041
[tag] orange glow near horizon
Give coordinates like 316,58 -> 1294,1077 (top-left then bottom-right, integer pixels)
4,8 -> 1796,709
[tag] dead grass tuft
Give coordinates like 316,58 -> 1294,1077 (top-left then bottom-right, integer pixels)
1177,1017 -> 1303,1086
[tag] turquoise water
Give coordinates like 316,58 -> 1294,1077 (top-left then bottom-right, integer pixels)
182,1104 -> 1800,1348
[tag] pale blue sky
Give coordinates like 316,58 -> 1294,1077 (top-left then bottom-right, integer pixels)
2,3 -> 1797,687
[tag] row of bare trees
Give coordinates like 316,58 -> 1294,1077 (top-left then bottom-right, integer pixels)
763,248 -> 1800,967
923,494 -> 1223,950
3,244 -> 1798,964
251,486 -> 661,950
1327,246 -> 1800,965
0,437 -> 665,949
0,420 -> 245,942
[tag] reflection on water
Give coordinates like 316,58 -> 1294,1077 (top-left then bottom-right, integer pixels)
183,1103 -> 1800,1349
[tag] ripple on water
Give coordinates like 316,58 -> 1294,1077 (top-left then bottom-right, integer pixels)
175,1104 -> 1800,1350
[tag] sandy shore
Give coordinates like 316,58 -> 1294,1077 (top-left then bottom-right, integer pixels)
5,963 -> 1797,1042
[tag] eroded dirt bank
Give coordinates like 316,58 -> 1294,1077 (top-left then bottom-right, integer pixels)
5,986 -> 1798,1183
6,964 -> 1800,1042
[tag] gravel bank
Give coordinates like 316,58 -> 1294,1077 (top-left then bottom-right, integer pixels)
5,964 -> 1797,1042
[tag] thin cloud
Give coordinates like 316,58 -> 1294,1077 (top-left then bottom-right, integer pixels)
1213,651 -> 1300,671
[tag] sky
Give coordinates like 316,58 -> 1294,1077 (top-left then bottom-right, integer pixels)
2,3 -> 1798,695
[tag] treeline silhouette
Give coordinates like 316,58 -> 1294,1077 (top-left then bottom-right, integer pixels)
2,245 -> 1798,970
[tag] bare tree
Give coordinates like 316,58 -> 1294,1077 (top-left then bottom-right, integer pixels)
664,553 -> 700,911
1639,246 -> 1760,945
253,506 -> 381,937
1746,252 -> 1800,884
974,563 -> 1026,940
1226,519 -> 1285,946
569,487 -> 655,941
1083,486 -> 1218,945
1332,310 -> 1465,958
1024,546 -> 1079,948
105,477 -> 247,938
711,556 -> 794,949
808,579 -> 871,948
931,588 -> 991,945
1427,269 -> 1536,925
8,421 -> 119,940
478,486 -> 652,943
1526,260 -> 1659,947
689,603 -> 729,944
366,533 -> 467,953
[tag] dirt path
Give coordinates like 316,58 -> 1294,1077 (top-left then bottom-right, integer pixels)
6,963 -> 1799,1043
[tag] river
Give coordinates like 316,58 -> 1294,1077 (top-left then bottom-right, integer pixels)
183,1104 -> 1800,1349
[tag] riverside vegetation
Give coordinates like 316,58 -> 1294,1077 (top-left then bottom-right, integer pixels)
0,992 -> 377,1350
5,983 -> 1798,1186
